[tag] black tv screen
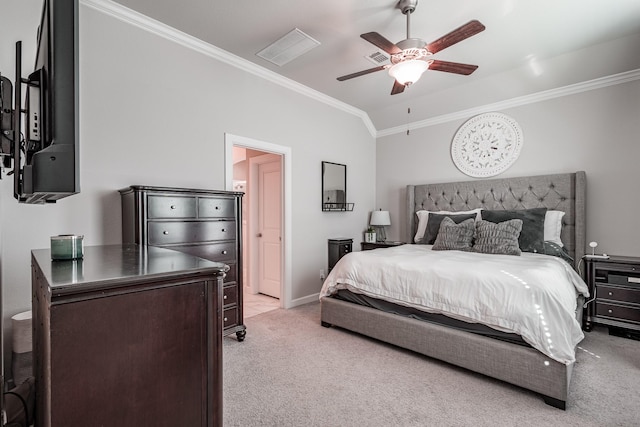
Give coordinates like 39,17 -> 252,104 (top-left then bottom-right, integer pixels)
16,0 -> 79,203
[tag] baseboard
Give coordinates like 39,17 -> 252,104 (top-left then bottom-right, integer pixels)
289,293 -> 319,307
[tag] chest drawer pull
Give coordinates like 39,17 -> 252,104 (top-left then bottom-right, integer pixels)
224,317 -> 228,322
170,205 -> 176,210
608,309 -> 613,314
222,250 -> 228,255
223,295 -> 227,300
163,231 -> 169,235
221,228 -> 226,232
608,291 -> 613,296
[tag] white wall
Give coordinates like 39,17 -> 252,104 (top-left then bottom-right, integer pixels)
377,79 -> 640,257
0,1 -> 376,355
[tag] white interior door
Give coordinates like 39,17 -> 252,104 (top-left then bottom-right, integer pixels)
257,155 -> 281,298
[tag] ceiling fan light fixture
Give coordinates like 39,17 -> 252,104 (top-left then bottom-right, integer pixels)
388,60 -> 429,85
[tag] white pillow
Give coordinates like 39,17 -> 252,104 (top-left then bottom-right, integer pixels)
544,210 -> 565,247
414,208 -> 482,242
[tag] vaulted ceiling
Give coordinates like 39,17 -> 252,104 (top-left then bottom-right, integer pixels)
112,0 -> 640,133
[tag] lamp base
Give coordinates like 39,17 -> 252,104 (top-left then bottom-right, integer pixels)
375,226 -> 386,243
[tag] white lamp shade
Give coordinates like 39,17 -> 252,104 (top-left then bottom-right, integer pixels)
388,60 -> 429,85
370,210 -> 391,226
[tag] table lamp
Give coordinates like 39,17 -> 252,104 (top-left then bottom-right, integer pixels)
370,210 -> 391,243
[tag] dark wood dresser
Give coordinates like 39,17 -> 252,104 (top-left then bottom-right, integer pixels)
32,244 -> 227,427
119,186 -> 246,341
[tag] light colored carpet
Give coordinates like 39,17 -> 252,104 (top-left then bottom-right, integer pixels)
223,302 -> 640,427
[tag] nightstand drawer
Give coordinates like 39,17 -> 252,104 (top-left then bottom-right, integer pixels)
198,197 -> 236,218
596,302 -> 640,324
147,195 -> 196,219
148,221 -> 236,245
597,285 -> 640,304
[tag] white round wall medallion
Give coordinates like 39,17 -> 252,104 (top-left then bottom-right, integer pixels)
451,112 -> 523,178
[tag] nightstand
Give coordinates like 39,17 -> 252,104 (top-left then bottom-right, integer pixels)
361,241 -> 405,251
584,255 -> 640,338
328,238 -> 353,273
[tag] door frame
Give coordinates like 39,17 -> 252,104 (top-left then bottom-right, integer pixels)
224,133 -> 292,309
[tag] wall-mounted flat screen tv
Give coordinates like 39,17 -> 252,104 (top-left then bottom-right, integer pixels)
1,0 -> 79,204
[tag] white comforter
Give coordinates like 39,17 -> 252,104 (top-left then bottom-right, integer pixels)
320,244 -> 590,364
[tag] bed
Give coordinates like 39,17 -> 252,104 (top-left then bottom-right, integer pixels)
320,171 -> 587,409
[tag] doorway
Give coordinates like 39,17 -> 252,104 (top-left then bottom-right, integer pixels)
225,133 -> 292,312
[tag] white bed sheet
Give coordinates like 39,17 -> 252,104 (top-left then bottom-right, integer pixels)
320,244 -> 590,364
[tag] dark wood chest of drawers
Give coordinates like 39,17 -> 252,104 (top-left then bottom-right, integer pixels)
584,255 -> 640,335
120,185 -> 246,341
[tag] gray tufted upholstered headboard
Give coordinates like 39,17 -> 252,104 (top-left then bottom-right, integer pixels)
406,172 -> 586,268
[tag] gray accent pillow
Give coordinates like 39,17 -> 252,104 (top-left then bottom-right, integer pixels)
432,217 -> 475,251
473,219 -> 523,256
421,212 -> 477,245
481,208 -> 547,253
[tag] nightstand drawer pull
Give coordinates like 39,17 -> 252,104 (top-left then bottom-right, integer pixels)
163,231 -> 169,235
222,250 -> 228,255
608,292 -> 613,296
608,309 -> 613,314
223,295 -> 227,300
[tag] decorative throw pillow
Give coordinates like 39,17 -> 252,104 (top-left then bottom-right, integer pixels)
414,208 -> 482,242
473,219 -> 523,256
481,208 -> 547,253
432,217 -> 475,251
421,212 -> 477,245
542,241 -> 574,263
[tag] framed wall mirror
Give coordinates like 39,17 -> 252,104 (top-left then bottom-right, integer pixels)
322,161 -> 353,211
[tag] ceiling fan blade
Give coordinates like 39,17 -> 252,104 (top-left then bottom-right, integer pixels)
361,32 -> 402,55
426,20 -> 485,54
428,60 -> 478,75
390,80 -> 405,95
337,66 -> 387,81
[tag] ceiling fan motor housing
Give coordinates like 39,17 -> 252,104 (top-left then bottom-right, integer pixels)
391,38 -> 431,65
399,0 -> 418,15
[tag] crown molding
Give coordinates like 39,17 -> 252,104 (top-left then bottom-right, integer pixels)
81,0 -> 378,137
82,1 -> 638,141
376,68 -> 640,138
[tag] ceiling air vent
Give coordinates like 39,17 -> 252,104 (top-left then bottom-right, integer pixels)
365,51 -> 390,65
257,28 -> 320,66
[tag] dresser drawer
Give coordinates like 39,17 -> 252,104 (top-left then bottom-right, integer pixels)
147,195 -> 196,219
596,302 -> 640,324
597,285 -> 640,304
223,307 -> 238,329
198,197 -> 235,218
148,221 -> 236,245
172,242 -> 237,264
223,285 -> 238,307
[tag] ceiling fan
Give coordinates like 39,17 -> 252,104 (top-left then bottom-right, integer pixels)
337,0 -> 485,95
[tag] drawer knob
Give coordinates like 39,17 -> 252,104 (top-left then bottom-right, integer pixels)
223,295 -> 227,300
215,206 -> 220,210
224,317 -> 228,322
170,205 -> 176,210
163,231 -> 169,235
608,309 -> 613,314
221,228 -> 226,232
222,250 -> 228,255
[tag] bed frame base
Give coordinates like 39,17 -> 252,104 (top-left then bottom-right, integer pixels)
321,297 -> 573,410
